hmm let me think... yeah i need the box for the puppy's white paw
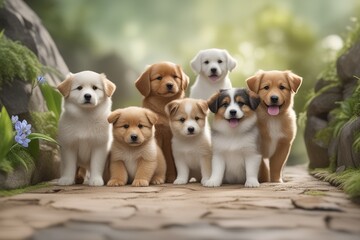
[173,178,188,185]
[203,179,222,187]
[245,178,260,188]
[200,178,209,185]
[58,177,75,186]
[89,176,104,186]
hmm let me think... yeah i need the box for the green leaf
[8,150,29,171]
[0,107,15,162]
[28,138,40,160]
[39,83,62,120]
[28,133,59,145]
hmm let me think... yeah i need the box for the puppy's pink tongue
[229,119,239,128]
[268,106,280,116]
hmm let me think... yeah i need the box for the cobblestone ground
[0,165,359,240]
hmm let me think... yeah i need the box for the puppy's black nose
[188,127,195,133]
[166,83,173,90]
[84,94,91,101]
[130,134,138,141]
[211,68,217,73]
[271,95,279,103]
[230,110,237,117]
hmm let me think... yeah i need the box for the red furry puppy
[107,107,166,187]
[135,62,189,182]
[246,70,302,183]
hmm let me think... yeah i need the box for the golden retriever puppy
[246,70,302,183]
[165,98,212,185]
[135,61,189,182]
[57,71,116,186]
[107,107,166,187]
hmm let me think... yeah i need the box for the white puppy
[57,71,116,186]
[189,48,237,100]
[204,88,262,188]
[165,98,212,185]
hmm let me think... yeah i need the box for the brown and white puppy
[204,88,262,188]
[135,61,189,182]
[107,107,166,187]
[246,70,302,183]
[165,98,212,185]
[57,71,116,186]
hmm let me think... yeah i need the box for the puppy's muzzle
[166,83,173,91]
[270,95,279,104]
[229,110,237,117]
[211,68,217,74]
[130,134,138,142]
[187,126,195,134]
[84,94,92,103]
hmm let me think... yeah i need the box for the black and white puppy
[203,88,262,188]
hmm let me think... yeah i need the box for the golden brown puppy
[107,107,166,187]
[135,61,189,182]
[246,70,302,183]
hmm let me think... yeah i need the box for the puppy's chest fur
[113,140,157,181]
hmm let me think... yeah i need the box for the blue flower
[37,76,46,85]
[13,119,32,147]
[11,115,18,124]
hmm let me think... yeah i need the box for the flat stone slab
[0,165,359,240]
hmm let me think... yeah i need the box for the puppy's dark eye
[179,118,185,123]
[156,76,162,80]
[77,86,83,90]
[204,60,209,64]
[237,102,244,106]
[218,60,223,63]
[195,116,200,121]
[138,124,143,129]
[123,124,129,129]
[279,85,286,90]
[92,86,98,90]
[222,103,229,108]
[173,75,178,79]
[264,86,270,90]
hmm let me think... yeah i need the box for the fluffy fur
[165,98,212,185]
[203,88,262,188]
[135,61,189,182]
[189,48,237,100]
[246,70,302,183]
[57,71,116,186]
[107,107,166,187]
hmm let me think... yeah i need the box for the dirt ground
[0,165,359,240]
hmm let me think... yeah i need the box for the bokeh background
[25,0,360,165]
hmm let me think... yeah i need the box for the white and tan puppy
[189,48,237,100]
[204,88,262,188]
[57,71,116,186]
[107,107,166,187]
[165,98,211,185]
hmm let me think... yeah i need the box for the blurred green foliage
[26,0,360,165]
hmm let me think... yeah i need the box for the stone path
[0,165,359,240]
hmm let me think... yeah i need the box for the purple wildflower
[13,118,32,147]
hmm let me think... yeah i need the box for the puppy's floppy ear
[246,70,264,93]
[57,73,73,98]
[285,70,302,93]
[165,100,180,117]
[144,108,158,125]
[224,49,237,72]
[135,66,151,97]
[196,99,209,115]
[176,65,189,91]
[101,74,116,97]
[108,109,122,124]
[247,89,261,110]
[207,91,221,113]
[190,50,202,74]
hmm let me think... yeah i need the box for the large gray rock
[337,41,360,84]
[0,0,69,115]
[337,118,360,168]
[0,0,66,188]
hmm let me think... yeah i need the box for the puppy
[203,88,262,188]
[57,71,116,186]
[246,70,302,183]
[165,98,212,185]
[107,107,166,187]
[189,48,237,100]
[135,61,189,182]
